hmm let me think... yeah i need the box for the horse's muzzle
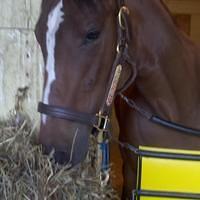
[40,124,91,167]
[42,145,71,165]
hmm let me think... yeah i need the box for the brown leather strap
[98,0,131,116]
[120,94,200,137]
[117,0,125,8]
[38,102,97,126]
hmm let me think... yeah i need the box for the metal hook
[117,43,121,54]
[116,43,128,54]
[100,170,110,187]
[118,6,130,30]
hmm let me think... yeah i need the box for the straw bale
[0,119,120,200]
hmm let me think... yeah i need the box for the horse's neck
[127,0,200,121]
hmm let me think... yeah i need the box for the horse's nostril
[54,151,69,165]
[42,145,70,165]
[40,126,90,167]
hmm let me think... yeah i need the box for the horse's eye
[85,30,100,44]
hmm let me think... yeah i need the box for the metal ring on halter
[118,6,130,30]
[117,43,121,54]
[117,43,128,54]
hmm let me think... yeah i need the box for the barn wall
[0,0,43,122]
[165,0,200,44]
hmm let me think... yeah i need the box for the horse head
[35,0,135,166]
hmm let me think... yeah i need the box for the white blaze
[42,0,64,123]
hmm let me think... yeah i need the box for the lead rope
[119,93,152,120]
[107,131,139,154]
[119,93,200,137]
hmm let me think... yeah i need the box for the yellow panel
[140,197,189,200]
[140,146,200,155]
[139,147,200,193]
[141,157,200,192]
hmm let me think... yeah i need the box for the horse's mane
[74,0,112,14]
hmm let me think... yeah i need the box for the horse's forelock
[74,0,99,8]
[73,0,114,12]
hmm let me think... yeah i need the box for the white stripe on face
[42,0,64,124]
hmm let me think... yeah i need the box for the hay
[0,119,120,200]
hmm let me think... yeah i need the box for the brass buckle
[94,112,109,132]
[118,6,130,30]
[100,170,110,188]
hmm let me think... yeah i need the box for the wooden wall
[165,0,200,44]
[0,0,43,122]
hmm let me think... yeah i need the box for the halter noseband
[38,1,130,133]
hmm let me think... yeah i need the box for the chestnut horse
[35,0,200,199]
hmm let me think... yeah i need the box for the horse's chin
[40,124,92,167]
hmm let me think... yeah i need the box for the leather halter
[38,0,130,132]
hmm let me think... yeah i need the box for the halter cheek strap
[97,4,132,117]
